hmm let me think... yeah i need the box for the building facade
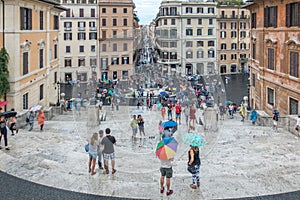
[246,0,300,115]
[217,5,250,74]
[155,0,217,76]
[59,0,98,84]
[98,0,136,81]
[0,0,65,111]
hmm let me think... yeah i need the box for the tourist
[239,103,247,122]
[249,109,258,125]
[167,104,172,120]
[88,132,99,175]
[161,106,166,120]
[218,103,225,121]
[175,102,182,125]
[296,115,300,137]
[8,109,18,135]
[28,111,35,131]
[272,107,279,132]
[101,128,117,174]
[187,146,201,189]
[130,115,138,140]
[183,105,190,125]
[159,157,174,196]
[137,115,145,137]
[0,113,9,150]
[97,130,104,169]
[37,109,45,131]
[229,104,234,119]
[189,105,196,130]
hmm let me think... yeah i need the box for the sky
[134,0,162,25]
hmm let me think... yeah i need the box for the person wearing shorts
[159,158,174,196]
[101,128,117,174]
[130,115,138,140]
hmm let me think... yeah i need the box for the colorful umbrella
[225,100,233,105]
[162,120,177,128]
[181,133,205,147]
[156,137,178,160]
[0,101,8,107]
[30,105,42,112]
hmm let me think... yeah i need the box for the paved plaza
[1,106,300,199]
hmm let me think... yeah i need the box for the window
[264,6,277,27]
[79,8,84,17]
[240,22,246,29]
[220,54,226,60]
[290,52,299,77]
[91,8,95,17]
[230,64,237,72]
[170,29,177,38]
[123,43,128,51]
[113,8,117,13]
[240,43,246,50]
[78,58,85,67]
[39,84,44,101]
[54,71,57,83]
[197,7,203,13]
[231,43,237,50]
[112,30,117,38]
[113,43,117,51]
[78,21,86,30]
[208,41,214,47]
[102,30,106,39]
[170,7,177,15]
[102,18,106,26]
[89,32,97,40]
[123,8,127,13]
[23,52,29,75]
[64,22,72,30]
[102,8,106,13]
[208,29,213,36]
[123,18,128,26]
[231,31,236,38]
[186,7,192,14]
[208,50,215,58]
[240,31,246,38]
[187,19,191,25]
[66,9,70,17]
[252,43,256,60]
[186,51,193,59]
[164,19,167,25]
[111,57,119,65]
[101,58,108,69]
[102,44,106,52]
[39,11,43,30]
[186,41,193,47]
[268,48,275,70]
[171,19,176,25]
[198,19,202,25]
[251,13,257,28]
[197,41,203,47]
[122,56,129,64]
[290,98,298,115]
[170,42,177,48]
[208,7,214,14]
[78,32,86,40]
[79,45,84,53]
[267,87,274,106]
[89,21,96,30]
[209,18,213,25]
[39,49,44,68]
[54,44,57,59]
[113,18,117,26]
[64,33,72,40]
[220,31,226,38]
[90,58,97,67]
[186,29,193,36]
[197,50,204,58]
[91,45,96,52]
[286,2,300,27]
[64,58,71,67]
[23,93,28,110]
[231,54,237,60]
[221,43,226,50]
[20,7,32,30]
[66,46,71,53]
[197,28,202,36]
[252,73,256,87]
[231,22,236,29]
[122,70,129,80]
[220,22,226,29]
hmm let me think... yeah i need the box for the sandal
[160,187,164,194]
[5,147,10,150]
[190,184,197,189]
[166,190,173,196]
[91,171,96,175]
[112,168,117,174]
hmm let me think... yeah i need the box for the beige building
[217,5,251,74]
[59,0,98,83]
[98,0,136,81]
[0,0,66,111]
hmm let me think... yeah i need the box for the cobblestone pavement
[0,106,300,200]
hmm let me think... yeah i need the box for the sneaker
[166,190,173,196]
[160,187,164,194]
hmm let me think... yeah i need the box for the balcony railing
[78,27,85,31]
[89,27,97,31]
[64,27,71,31]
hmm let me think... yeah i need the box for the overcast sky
[134,0,161,25]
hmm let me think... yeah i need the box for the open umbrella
[225,100,233,105]
[0,101,8,107]
[181,133,205,147]
[160,91,167,95]
[3,111,17,118]
[131,109,143,115]
[30,105,42,112]
[161,120,177,128]
[156,137,178,160]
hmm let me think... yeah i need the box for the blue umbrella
[162,120,178,128]
[160,91,167,95]
[132,109,143,115]
[181,133,205,147]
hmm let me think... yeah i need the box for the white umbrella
[30,105,42,112]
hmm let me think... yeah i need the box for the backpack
[26,117,29,123]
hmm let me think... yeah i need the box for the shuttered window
[20,7,32,30]
[268,48,275,70]
[264,6,277,28]
[40,11,44,30]
[290,52,299,77]
[286,2,300,27]
[23,52,29,75]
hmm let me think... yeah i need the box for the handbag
[84,143,89,152]
[187,164,197,174]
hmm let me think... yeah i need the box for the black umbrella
[3,111,17,118]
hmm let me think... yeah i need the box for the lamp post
[56,81,60,106]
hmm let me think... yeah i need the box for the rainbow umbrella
[156,137,178,160]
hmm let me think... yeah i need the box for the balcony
[64,27,71,31]
[231,15,238,19]
[158,59,180,64]
[217,15,227,19]
[89,27,97,31]
[239,58,248,63]
[78,27,85,31]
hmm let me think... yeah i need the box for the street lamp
[56,81,60,106]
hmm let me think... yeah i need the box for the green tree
[0,48,10,99]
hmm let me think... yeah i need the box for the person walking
[249,109,258,125]
[159,157,174,196]
[0,113,10,150]
[218,103,225,121]
[88,132,99,175]
[97,130,104,169]
[239,103,247,122]
[101,128,117,174]
[175,102,182,125]
[28,111,35,131]
[137,115,145,137]
[229,104,234,119]
[161,106,166,120]
[8,110,18,135]
[272,108,279,132]
[130,115,138,140]
[167,104,172,120]
[296,116,300,137]
[37,109,45,131]
[188,146,201,189]
[183,105,190,125]
[189,105,196,130]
